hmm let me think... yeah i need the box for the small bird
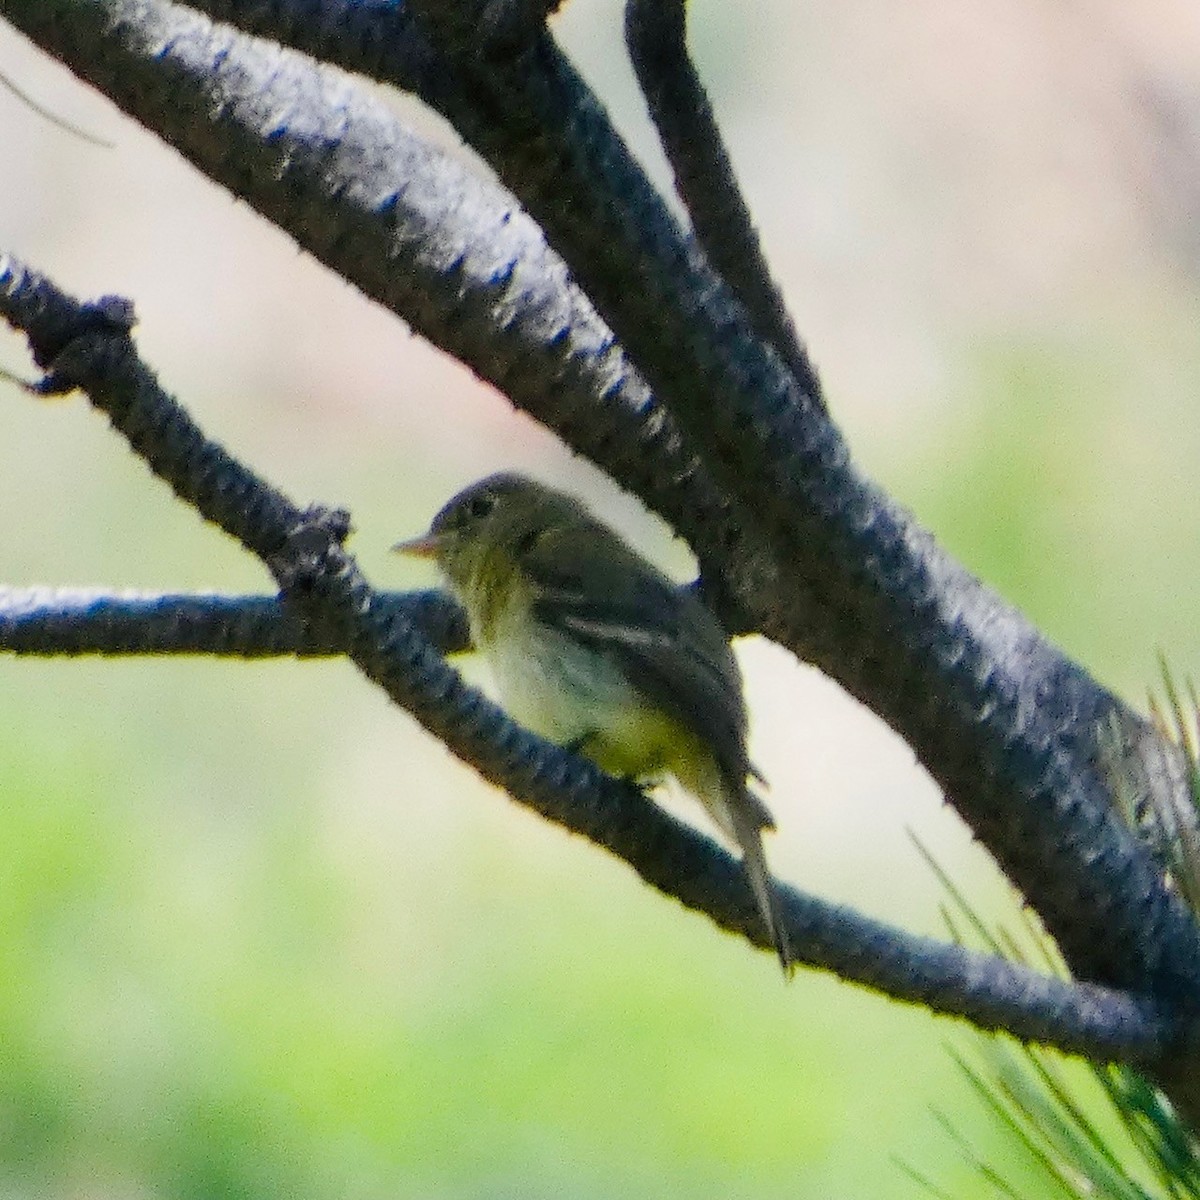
[393,473,791,972]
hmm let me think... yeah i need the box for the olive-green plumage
[394,473,791,971]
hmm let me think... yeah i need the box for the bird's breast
[478,604,680,780]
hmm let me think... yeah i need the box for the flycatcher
[393,472,791,971]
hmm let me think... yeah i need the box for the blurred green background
[2,0,1200,1195]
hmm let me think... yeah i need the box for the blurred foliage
[904,327,1200,698]
[0,697,990,1198]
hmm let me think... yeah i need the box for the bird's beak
[390,531,441,559]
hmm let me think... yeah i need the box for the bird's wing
[521,525,766,819]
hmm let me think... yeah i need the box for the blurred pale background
[2,0,1199,1195]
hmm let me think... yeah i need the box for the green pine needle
[911,662,1200,1198]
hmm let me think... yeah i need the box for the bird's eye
[467,492,496,520]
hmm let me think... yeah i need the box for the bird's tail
[730,800,793,976]
[679,755,792,975]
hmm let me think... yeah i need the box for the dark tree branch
[476,0,567,55]
[0,252,1171,1066]
[624,0,823,410]
[0,586,470,657]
